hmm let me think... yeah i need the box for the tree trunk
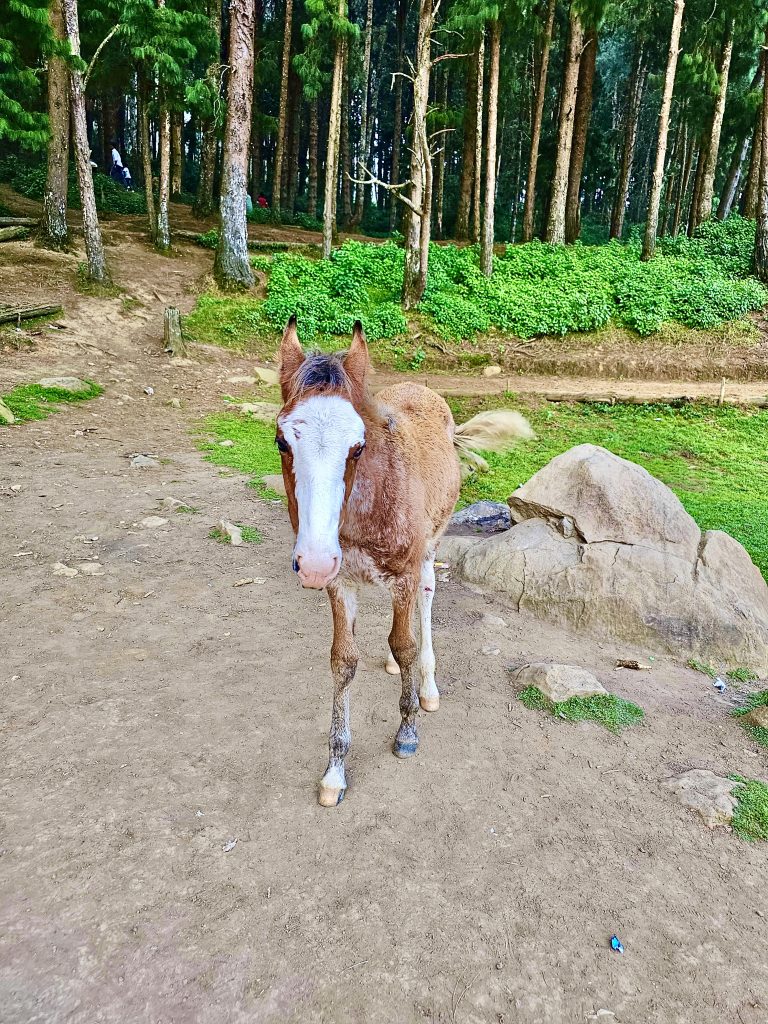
[753,30,768,281]
[323,1,345,258]
[671,125,693,236]
[692,20,734,227]
[286,78,301,213]
[480,20,501,276]
[402,0,433,308]
[171,112,183,194]
[40,0,70,251]
[62,0,109,282]
[687,135,706,236]
[471,32,485,243]
[389,0,407,232]
[308,97,319,219]
[642,0,685,261]
[194,2,222,218]
[744,113,763,219]
[340,51,353,229]
[544,7,583,244]
[272,0,293,212]
[455,50,478,241]
[565,26,598,243]
[214,0,256,288]
[352,0,373,225]
[609,42,646,240]
[719,64,763,220]
[139,75,157,238]
[522,0,556,242]
[434,67,448,239]
[156,105,172,249]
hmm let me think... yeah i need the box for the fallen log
[0,303,62,325]
[0,227,29,242]
[163,306,187,357]
[0,217,38,227]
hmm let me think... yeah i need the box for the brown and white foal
[277,317,487,806]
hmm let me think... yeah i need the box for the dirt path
[1,229,767,1023]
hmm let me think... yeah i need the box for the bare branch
[347,165,424,217]
[431,51,469,66]
[84,24,121,87]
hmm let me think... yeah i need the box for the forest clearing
[3,0,768,1020]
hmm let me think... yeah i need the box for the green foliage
[209,523,263,544]
[687,658,718,678]
[10,161,148,215]
[199,415,283,498]
[184,293,268,348]
[1,381,103,424]
[518,685,645,733]
[727,667,759,683]
[453,399,768,581]
[731,690,768,750]
[728,775,768,842]
[0,0,51,150]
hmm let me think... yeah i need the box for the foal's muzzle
[293,551,341,590]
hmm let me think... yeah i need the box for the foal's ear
[344,320,369,391]
[279,315,304,398]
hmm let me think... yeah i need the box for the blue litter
[713,677,727,693]
[610,935,624,954]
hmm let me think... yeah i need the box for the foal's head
[276,317,370,590]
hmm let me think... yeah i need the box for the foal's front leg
[318,582,358,807]
[389,577,420,758]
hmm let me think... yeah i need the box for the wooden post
[163,307,187,357]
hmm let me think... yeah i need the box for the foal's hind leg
[318,582,358,807]
[417,555,439,712]
[389,578,420,758]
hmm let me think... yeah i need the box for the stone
[443,445,768,674]
[157,496,186,512]
[449,500,511,535]
[0,399,15,424]
[254,366,279,386]
[130,454,159,469]
[219,520,243,546]
[169,397,182,409]
[219,439,235,448]
[233,401,281,422]
[37,376,90,394]
[482,364,502,377]
[227,375,257,386]
[140,516,169,529]
[742,705,768,729]
[510,663,607,703]
[482,645,501,656]
[77,562,105,576]
[481,613,508,628]
[261,474,287,497]
[52,561,78,578]
[663,769,743,829]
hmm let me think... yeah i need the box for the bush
[10,161,148,216]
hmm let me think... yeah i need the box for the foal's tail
[453,409,535,477]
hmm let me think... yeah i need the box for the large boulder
[440,445,768,673]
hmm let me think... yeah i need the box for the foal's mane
[285,351,359,406]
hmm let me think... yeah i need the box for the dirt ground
[2,222,768,1024]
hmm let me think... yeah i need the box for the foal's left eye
[276,436,289,453]
[352,442,365,460]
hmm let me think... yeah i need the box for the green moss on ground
[687,659,718,678]
[518,685,644,733]
[1,381,103,424]
[731,690,768,750]
[209,524,263,544]
[199,413,283,498]
[729,775,768,841]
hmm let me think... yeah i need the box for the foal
[276,317,526,806]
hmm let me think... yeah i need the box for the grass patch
[518,685,644,733]
[729,775,768,841]
[726,667,759,683]
[199,413,283,497]
[731,690,768,749]
[174,504,199,514]
[209,524,263,544]
[1,381,103,424]
[76,264,122,298]
[688,658,718,678]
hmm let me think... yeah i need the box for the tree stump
[0,227,30,242]
[163,307,187,357]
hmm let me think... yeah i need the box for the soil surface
[2,220,768,1024]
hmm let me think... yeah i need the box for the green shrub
[728,775,768,841]
[731,690,768,749]
[518,685,644,733]
[10,161,148,216]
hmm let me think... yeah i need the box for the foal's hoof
[318,783,346,807]
[419,693,440,713]
[385,655,401,676]
[393,726,419,759]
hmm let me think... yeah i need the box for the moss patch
[729,775,768,841]
[1,381,103,425]
[199,413,283,498]
[209,524,263,544]
[731,690,768,750]
[518,685,644,733]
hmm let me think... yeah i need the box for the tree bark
[40,0,70,251]
[139,75,157,238]
[171,112,183,194]
[671,125,693,236]
[753,30,768,282]
[522,0,556,242]
[194,2,222,218]
[402,0,433,308]
[286,76,301,213]
[565,26,598,243]
[719,64,763,220]
[214,0,256,288]
[692,20,734,227]
[62,0,109,282]
[322,0,345,258]
[307,97,319,219]
[471,32,485,243]
[455,50,478,241]
[340,51,353,229]
[272,0,294,212]
[544,7,583,244]
[687,135,706,236]
[609,42,646,240]
[352,0,373,225]
[743,113,763,219]
[480,20,501,275]
[642,0,685,261]
[389,0,407,231]
[156,106,172,249]
[434,66,448,239]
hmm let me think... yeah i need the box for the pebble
[38,376,89,393]
[130,454,159,469]
[77,562,105,576]
[481,613,508,628]
[482,365,502,377]
[219,520,243,546]
[169,397,182,409]
[140,516,169,529]
[219,440,235,448]
[254,367,279,386]
[52,561,78,578]
[482,645,501,656]
[0,399,15,424]
[227,375,257,386]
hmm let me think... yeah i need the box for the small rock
[219,439,235,448]
[0,399,15,424]
[130,454,159,469]
[170,357,195,367]
[169,397,182,409]
[743,704,768,729]
[77,562,105,576]
[38,376,90,394]
[143,386,154,396]
[254,367,279,386]
[481,613,508,628]
[219,520,243,546]
[482,364,502,377]
[140,515,169,529]
[261,474,287,496]
[510,663,608,703]
[227,375,257,385]
[52,561,78,578]
[482,645,501,656]
[157,496,186,512]
[449,500,511,535]
[233,577,266,587]
[663,769,743,829]
[233,401,280,422]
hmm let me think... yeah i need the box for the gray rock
[481,645,501,656]
[219,439,235,448]
[511,663,607,703]
[0,399,15,424]
[227,375,257,385]
[38,376,90,394]
[449,500,511,535]
[130,454,159,469]
[482,364,502,377]
[261,474,287,497]
[219,520,243,546]
[663,769,743,829]
[480,613,508,628]
[742,705,768,729]
[254,366,279,386]
[444,446,768,673]
[140,515,169,529]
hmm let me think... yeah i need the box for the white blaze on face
[279,395,365,588]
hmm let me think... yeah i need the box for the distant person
[121,165,133,190]
[257,193,269,208]
[110,144,125,185]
